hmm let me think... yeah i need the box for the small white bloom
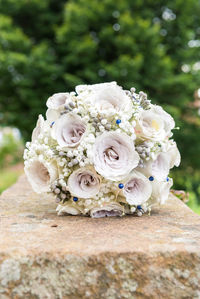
[79,161,85,167]
[101,119,107,125]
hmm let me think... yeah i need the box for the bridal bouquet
[24,82,180,218]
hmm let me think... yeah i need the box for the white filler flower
[68,167,101,199]
[52,113,86,148]
[93,131,139,181]
[123,171,152,205]
[24,158,58,193]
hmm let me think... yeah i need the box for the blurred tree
[0,0,200,190]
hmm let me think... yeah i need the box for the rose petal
[46,92,69,110]
[150,178,173,204]
[56,204,82,216]
[31,115,45,142]
[90,202,123,218]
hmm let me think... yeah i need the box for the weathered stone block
[0,175,200,298]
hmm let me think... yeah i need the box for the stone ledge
[0,175,200,298]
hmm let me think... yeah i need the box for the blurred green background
[0,0,200,213]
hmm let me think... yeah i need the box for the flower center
[62,123,85,145]
[70,127,85,143]
[37,163,50,183]
[104,147,119,161]
[151,119,160,131]
[78,173,98,190]
[125,179,141,193]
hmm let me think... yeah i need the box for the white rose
[141,143,181,181]
[31,115,45,142]
[77,82,133,117]
[56,203,82,216]
[24,158,58,194]
[76,81,117,94]
[93,131,139,181]
[68,167,101,199]
[46,92,69,110]
[151,178,173,204]
[123,171,152,205]
[51,113,86,148]
[136,105,175,141]
[167,142,181,168]
[90,202,123,218]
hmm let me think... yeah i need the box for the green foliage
[172,168,200,214]
[0,167,22,194]
[0,0,200,210]
[0,128,23,167]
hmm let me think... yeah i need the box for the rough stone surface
[0,175,200,299]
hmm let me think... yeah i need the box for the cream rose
[76,81,117,94]
[136,105,175,141]
[51,113,86,148]
[123,171,152,205]
[56,203,82,216]
[151,178,173,204]
[93,131,139,181]
[90,202,123,218]
[76,82,133,117]
[24,158,58,194]
[68,167,101,199]
[46,92,69,110]
[141,143,180,181]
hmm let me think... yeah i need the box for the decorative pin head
[118,183,124,189]
[149,176,154,181]
[116,119,121,124]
